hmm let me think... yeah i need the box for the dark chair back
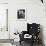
[27,23,40,36]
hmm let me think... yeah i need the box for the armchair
[19,23,41,45]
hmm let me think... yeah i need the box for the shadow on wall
[40,25,45,46]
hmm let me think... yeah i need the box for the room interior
[0,0,46,46]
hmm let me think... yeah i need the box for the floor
[0,42,43,46]
[19,41,43,46]
[0,43,13,46]
[13,41,43,46]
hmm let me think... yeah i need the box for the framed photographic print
[17,8,27,20]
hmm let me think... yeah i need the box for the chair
[19,23,40,45]
[27,23,40,43]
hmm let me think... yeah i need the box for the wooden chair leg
[20,41,21,45]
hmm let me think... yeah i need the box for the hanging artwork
[17,8,27,20]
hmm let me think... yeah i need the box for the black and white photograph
[17,9,26,20]
[17,9,25,19]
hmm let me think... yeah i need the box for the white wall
[9,0,46,46]
[9,0,43,31]
[0,0,8,3]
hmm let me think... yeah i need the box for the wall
[9,0,41,32]
[0,0,8,3]
[9,0,46,46]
